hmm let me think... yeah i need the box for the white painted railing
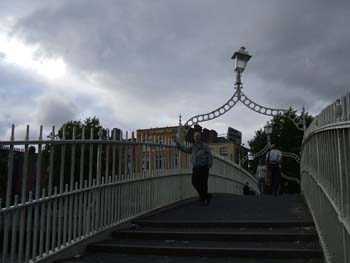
[0,125,257,263]
[301,92,350,263]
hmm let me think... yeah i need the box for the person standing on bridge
[265,144,282,195]
[176,130,213,206]
[256,159,267,195]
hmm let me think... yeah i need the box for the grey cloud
[0,1,46,18]
[14,1,349,103]
[12,1,248,96]
[0,62,45,137]
[36,95,78,127]
[0,62,44,102]
[249,1,350,98]
[1,0,348,140]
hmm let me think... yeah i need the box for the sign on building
[227,127,242,145]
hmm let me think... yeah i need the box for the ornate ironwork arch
[184,88,305,131]
[183,48,306,131]
[177,47,306,168]
[241,146,301,166]
[241,146,301,185]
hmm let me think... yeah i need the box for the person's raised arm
[175,125,192,153]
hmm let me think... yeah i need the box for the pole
[235,69,242,99]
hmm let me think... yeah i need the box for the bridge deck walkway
[140,194,313,223]
[58,194,324,263]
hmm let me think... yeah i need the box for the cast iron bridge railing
[0,92,349,263]
[301,92,350,263]
[0,127,257,263]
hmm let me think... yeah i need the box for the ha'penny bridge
[0,48,349,263]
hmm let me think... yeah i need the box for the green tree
[54,117,107,140]
[42,117,110,192]
[248,109,314,193]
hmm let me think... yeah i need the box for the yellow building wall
[137,126,178,143]
[135,126,190,172]
[208,142,238,163]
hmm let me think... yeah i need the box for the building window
[220,147,228,156]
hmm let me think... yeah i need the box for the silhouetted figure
[266,144,282,195]
[176,131,213,206]
[256,159,267,195]
[243,182,256,195]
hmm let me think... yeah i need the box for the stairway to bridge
[57,194,324,263]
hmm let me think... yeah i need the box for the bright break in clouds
[0,0,349,142]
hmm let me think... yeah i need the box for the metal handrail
[301,92,350,263]
[0,125,257,263]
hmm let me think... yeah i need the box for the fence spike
[63,125,66,140]
[39,125,43,140]
[11,124,15,141]
[79,126,84,140]
[51,125,56,140]
[73,126,76,140]
[106,129,110,140]
[90,127,94,140]
[25,124,29,140]
[112,129,116,140]
[99,129,103,140]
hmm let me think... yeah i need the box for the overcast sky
[0,0,349,144]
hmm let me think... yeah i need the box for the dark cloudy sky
[0,0,349,143]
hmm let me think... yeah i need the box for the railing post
[18,125,30,262]
[0,123,259,262]
[2,125,15,263]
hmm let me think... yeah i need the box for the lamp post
[231,47,251,97]
[182,46,306,133]
[247,151,254,170]
[264,122,273,148]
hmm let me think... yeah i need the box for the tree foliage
[52,117,107,140]
[248,109,314,193]
[42,117,110,191]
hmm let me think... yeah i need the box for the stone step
[57,252,323,263]
[113,229,318,241]
[123,225,317,234]
[132,220,315,228]
[55,195,324,262]
[88,238,323,259]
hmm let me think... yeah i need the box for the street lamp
[247,151,254,170]
[182,46,305,132]
[231,46,252,73]
[264,122,273,147]
[231,47,251,96]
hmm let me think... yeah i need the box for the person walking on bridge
[176,130,213,206]
[265,144,282,195]
[256,159,267,195]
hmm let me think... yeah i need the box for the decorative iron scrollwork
[241,146,301,165]
[184,91,240,127]
[184,89,305,131]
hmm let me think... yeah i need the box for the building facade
[136,125,246,166]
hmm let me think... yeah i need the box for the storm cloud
[0,0,349,142]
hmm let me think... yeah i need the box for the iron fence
[301,92,350,263]
[0,125,257,263]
